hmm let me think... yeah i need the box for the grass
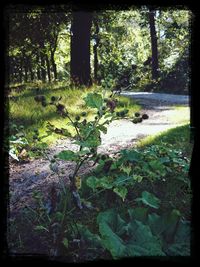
[137,123,193,156]
[9,82,141,146]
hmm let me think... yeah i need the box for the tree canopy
[7,6,190,93]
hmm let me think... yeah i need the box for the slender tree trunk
[149,10,159,80]
[70,11,93,86]
[50,51,57,80]
[36,53,41,80]
[28,57,34,81]
[40,51,46,82]
[19,58,23,83]
[93,19,99,84]
[24,57,28,83]
[45,54,51,82]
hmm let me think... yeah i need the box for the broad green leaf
[148,209,181,238]
[97,209,127,236]
[86,176,100,190]
[135,191,161,209]
[99,176,113,189]
[120,150,141,162]
[126,220,165,256]
[57,150,78,161]
[83,93,103,109]
[113,186,128,201]
[97,210,127,258]
[98,221,126,259]
[164,220,190,256]
[128,207,148,223]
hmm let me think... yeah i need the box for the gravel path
[121,91,189,104]
[9,92,190,213]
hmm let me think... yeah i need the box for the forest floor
[9,93,190,215]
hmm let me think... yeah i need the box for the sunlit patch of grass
[169,106,190,124]
[9,83,141,146]
[115,95,141,115]
[137,123,193,156]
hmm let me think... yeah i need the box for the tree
[148,9,159,80]
[70,11,93,86]
[93,15,100,83]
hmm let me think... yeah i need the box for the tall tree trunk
[149,10,159,80]
[36,53,41,80]
[40,51,46,82]
[24,57,28,83]
[70,11,93,86]
[93,19,100,84]
[19,58,23,83]
[45,54,51,82]
[50,51,57,80]
[28,57,34,81]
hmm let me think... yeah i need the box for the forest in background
[7,6,190,94]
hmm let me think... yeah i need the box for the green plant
[9,123,48,161]
[96,207,190,258]
[35,90,147,209]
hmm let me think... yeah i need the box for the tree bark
[70,11,93,86]
[45,54,51,82]
[28,57,34,81]
[36,53,41,80]
[24,57,28,83]
[19,57,23,83]
[93,19,100,84]
[149,10,159,80]
[50,50,57,80]
[40,51,46,82]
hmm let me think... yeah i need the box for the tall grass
[9,82,141,145]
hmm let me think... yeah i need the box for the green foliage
[83,93,103,109]
[135,191,161,209]
[95,207,190,258]
[9,123,47,161]
[57,150,79,161]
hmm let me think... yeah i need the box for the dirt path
[9,94,190,213]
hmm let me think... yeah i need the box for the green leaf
[35,225,49,232]
[97,209,127,237]
[126,220,165,256]
[135,191,161,209]
[97,124,107,134]
[128,207,148,223]
[120,150,141,162]
[77,224,102,248]
[57,150,78,161]
[97,209,127,259]
[78,128,101,148]
[99,176,113,189]
[164,220,190,256]
[62,238,69,248]
[113,186,128,201]
[132,175,143,183]
[120,164,132,176]
[84,93,103,109]
[86,176,100,190]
